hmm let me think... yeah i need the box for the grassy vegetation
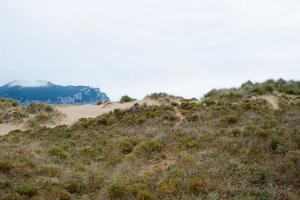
[0,100,63,127]
[120,95,136,103]
[0,79,299,199]
[96,100,110,105]
[203,79,300,106]
[0,98,28,123]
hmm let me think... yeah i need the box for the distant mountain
[0,80,109,104]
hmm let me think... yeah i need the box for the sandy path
[252,94,279,110]
[174,107,184,128]
[0,98,159,136]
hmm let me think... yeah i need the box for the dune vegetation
[0,79,299,200]
[0,100,63,128]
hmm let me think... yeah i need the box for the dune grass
[0,100,63,128]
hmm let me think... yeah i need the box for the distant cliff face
[0,81,109,104]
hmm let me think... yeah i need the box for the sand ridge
[0,98,159,136]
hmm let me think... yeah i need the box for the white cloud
[0,0,299,100]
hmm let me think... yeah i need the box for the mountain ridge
[0,80,109,104]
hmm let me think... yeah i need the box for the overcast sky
[0,0,300,100]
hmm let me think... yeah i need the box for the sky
[0,0,300,100]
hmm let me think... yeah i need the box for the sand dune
[0,98,158,136]
[0,123,24,136]
[54,98,158,126]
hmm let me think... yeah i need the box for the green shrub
[113,108,126,119]
[64,179,87,194]
[120,95,135,103]
[262,118,278,129]
[171,101,178,107]
[136,188,154,200]
[0,160,13,173]
[165,166,184,179]
[229,189,271,200]
[157,177,182,197]
[48,146,67,159]
[87,172,105,192]
[128,183,154,200]
[188,176,217,195]
[135,139,164,157]
[96,115,116,126]
[108,180,127,199]
[119,140,134,154]
[161,111,178,121]
[0,179,10,189]
[221,115,238,126]
[49,188,72,200]
[270,139,279,151]
[14,184,38,197]
[251,171,267,185]
[157,167,184,197]
[291,130,300,147]
[96,100,109,105]
[230,128,242,137]
[180,101,198,111]
[184,137,200,150]
[185,112,200,122]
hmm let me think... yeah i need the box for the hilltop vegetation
[203,79,300,104]
[0,79,299,200]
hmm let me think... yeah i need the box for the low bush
[136,188,154,200]
[26,110,62,127]
[183,136,201,150]
[291,130,300,147]
[119,139,135,154]
[157,177,182,197]
[96,100,109,105]
[48,146,67,159]
[270,139,280,151]
[188,176,217,195]
[220,115,239,126]
[108,180,127,199]
[14,184,38,197]
[26,102,54,114]
[128,183,154,200]
[87,172,105,192]
[251,171,267,186]
[185,112,200,122]
[135,139,164,157]
[0,160,13,173]
[120,95,135,103]
[64,179,87,194]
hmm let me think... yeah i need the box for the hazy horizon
[1,0,300,100]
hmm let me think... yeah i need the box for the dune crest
[0,98,158,135]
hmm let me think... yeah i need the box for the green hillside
[0,80,299,200]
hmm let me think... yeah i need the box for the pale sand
[0,123,24,136]
[0,98,159,136]
[252,94,279,110]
